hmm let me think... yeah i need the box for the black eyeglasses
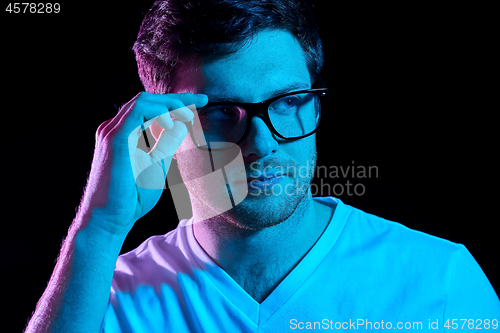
[186,80,328,150]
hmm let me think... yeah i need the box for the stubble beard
[177,144,317,231]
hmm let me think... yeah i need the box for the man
[26,0,499,332]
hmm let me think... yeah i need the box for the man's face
[173,29,317,230]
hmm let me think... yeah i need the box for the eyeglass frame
[184,80,329,151]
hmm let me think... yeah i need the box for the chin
[219,188,310,230]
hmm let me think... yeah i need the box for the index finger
[115,92,208,140]
[138,92,209,109]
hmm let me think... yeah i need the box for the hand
[80,92,208,235]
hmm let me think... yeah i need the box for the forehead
[200,29,311,102]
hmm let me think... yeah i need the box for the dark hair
[133,0,324,94]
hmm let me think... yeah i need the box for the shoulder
[329,200,500,316]
[332,202,474,296]
[339,202,463,267]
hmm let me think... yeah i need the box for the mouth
[246,172,288,189]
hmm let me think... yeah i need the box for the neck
[192,194,333,302]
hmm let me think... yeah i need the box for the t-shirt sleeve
[443,244,500,328]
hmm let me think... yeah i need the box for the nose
[239,115,279,161]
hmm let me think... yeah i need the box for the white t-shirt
[101,197,500,332]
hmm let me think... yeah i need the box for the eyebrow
[207,82,310,104]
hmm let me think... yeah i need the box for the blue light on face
[173,29,320,227]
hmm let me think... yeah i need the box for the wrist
[73,220,127,271]
[83,214,129,246]
[77,205,134,238]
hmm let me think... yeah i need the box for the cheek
[175,144,213,181]
[174,129,197,160]
[289,136,317,174]
[290,135,316,159]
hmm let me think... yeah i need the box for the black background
[2,2,497,331]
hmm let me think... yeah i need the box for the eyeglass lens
[193,92,320,149]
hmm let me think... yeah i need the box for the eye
[200,106,239,120]
[284,98,297,108]
[270,95,302,112]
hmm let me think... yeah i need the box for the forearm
[25,213,126,333]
